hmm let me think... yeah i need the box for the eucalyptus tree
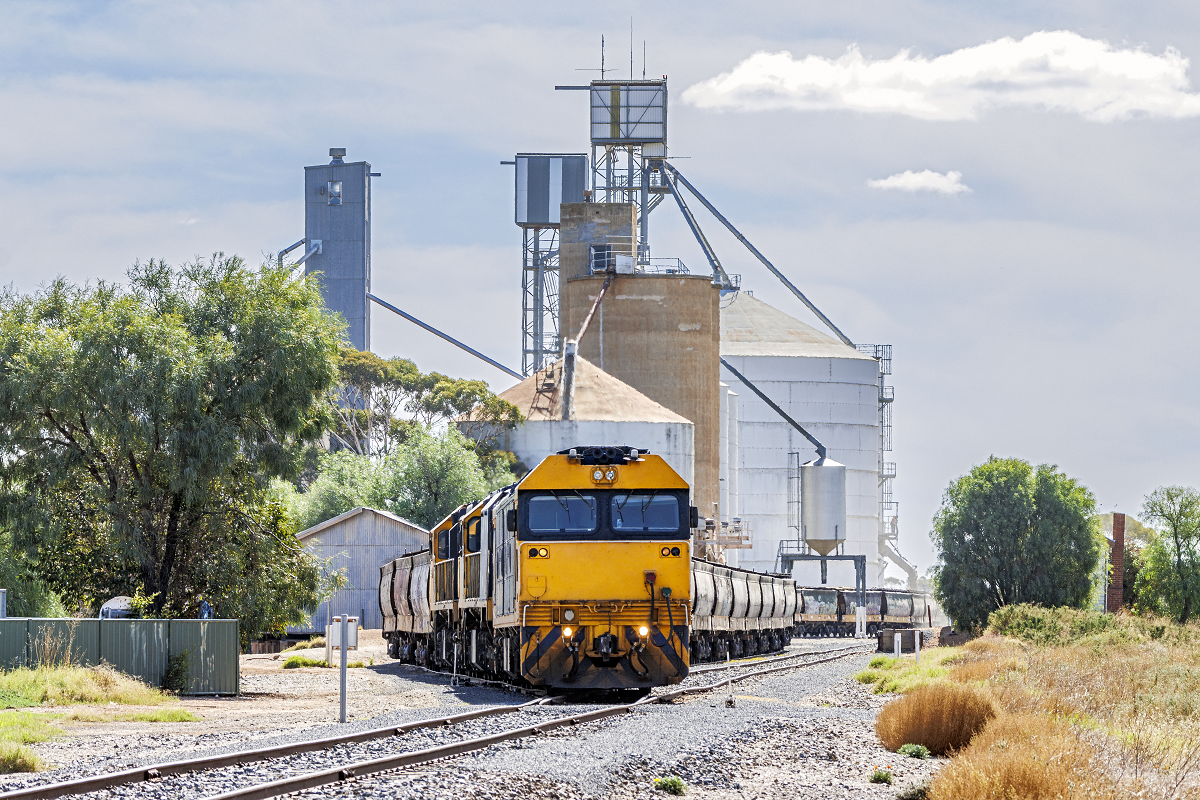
[931,457,1101,630]
[0,256,342,632]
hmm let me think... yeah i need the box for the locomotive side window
[466,518,481,553]
[610,494,680,532]
[436,529,449,560]
[527,495,597,533]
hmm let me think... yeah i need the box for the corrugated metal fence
[0,618,238,695]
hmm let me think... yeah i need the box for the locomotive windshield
[526,495,598,533]
[520,489,688,541]
[610,494,679,532]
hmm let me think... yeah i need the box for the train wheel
[387,638,399,659]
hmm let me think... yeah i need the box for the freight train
[795,587,931,638]
[378,446,796,692]
[378,445,927,693]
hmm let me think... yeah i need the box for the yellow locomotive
[380,445,694,692]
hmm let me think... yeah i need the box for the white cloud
[868,170,971,195]
[683,31,1200,122]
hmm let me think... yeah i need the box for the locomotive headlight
[605,469,616,481]
[538,547,548,558]
[562,626,573,639]
[593,469,604,481]
[638,626,649,637]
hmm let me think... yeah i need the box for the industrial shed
[292,507,429,632]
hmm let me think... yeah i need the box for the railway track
[0,640,874,800]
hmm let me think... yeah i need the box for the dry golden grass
[876,682,997,756]
[909,609,1200,798]
[0,664,171,708]
[0,742,40,773]
[928,713,1114,800]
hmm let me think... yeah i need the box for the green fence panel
[99,619,169,687]
[27,619,100,667]
[168,620,239,695]
[0,619,26,670]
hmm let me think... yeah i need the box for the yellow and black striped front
[513,450,692,690]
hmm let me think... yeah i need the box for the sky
[3,1,1199,574]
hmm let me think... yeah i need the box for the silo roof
[497,356,692,423]
[720,292,873,360]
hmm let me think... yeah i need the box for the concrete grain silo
[557,202,722,516]
[719,292,882,584]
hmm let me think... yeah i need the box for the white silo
[719,292,882,586]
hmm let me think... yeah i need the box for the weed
[0,742,40,773]
[653,776,687,795]
[0,711,60,744]
[282,656,329,669]
[119,708,199,723]
[876,683,996,755]
[347,661,365,669]
[898,743,930,759]
[281,637,324,653]
[870,768,893,784]
[855,649,960,694]
[895,779,929,799]
[0,665,170,707]
[162,652,190,694]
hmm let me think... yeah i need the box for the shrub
[0,742,40,773]
[162,652,190,694]
[283,655,329,669]
[898,743,930,759]
[927,713,1110,800]
[876,683,996,755]
[987,604,1121,645]
[870,768,893,784]
[653,776,687,795]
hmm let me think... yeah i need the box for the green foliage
[162,651,190,693]
[870,768,894,784]
[653,776,687,795]
[898,743,930,759]
[283,655,328,669]
[930,457,1101,630]
[286,426,490,531]
[1124,540,1144,608]
[327,348,523,458]
[0,529,61,617]
[1137,486,1200,624]
[985,603,1200,648]
[0,257,341,636]
[0,664,172,707]
[281,636,324,653]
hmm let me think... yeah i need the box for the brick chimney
[1107,513,1125,613]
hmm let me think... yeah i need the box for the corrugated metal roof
[298,506,426,542]
[495,356,690,423]
[720,293,873,360]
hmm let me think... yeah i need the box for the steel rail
[689,642,870,674]
[0,699,554,800]
[204,645,872,800]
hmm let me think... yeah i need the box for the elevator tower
[305,148,376,351]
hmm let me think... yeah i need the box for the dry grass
[0,711,60,774]
[909,608,1200,798]
[876,682,997,756]
[928,713,1114,800]
[0,664,172,708]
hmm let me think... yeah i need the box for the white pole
[339,614,348,723]
[893,631,901,659]
[914,629,921,663]
[856,607,865,639]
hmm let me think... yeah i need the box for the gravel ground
[0,639,933,800]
